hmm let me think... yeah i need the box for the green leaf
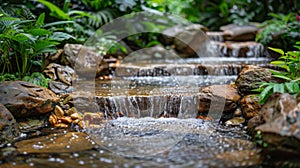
[37,0,70,20]
[50,32,75,41]
[43,21,74,28]
[285,82,295,93]
[259,84,274,104]
[272,74,292,81]
[269,69,287,76]
[268,47,284,55]
[270,60,286,66]
[273,83,285,93]
[35,13,45,27]
[28,28,51,36]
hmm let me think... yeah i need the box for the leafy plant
[254,44,300,104]
[37,0,115,42]
[0,6,74,78]
[256,13,300,51]
[22,72,51,88]
[253,130,268,148]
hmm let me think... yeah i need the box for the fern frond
[88,9,113,28]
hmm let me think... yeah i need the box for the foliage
[22,72,51,88]
[253,130,268,148]
[37,0,121,42]
[256,13,300,51]
[0,5,74,78]
[254,44,300,104]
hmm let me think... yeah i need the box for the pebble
[54,105,64,118]
[225,117,245,126]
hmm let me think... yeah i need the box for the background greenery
[0,0,299,98]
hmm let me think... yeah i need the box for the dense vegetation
[0,0,299,101]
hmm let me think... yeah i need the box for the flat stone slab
[15,132,95,154]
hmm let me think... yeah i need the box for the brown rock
[240,94,262,119]
[63,43,108,77]
[161,24,210,57]
[220,24,259,41]
[198,85,241,114]
[15,132,95,153]
[48,114,57,125]
[251,93,300,155]
[43,63,75,86]
[82,112,104,125]
[235,65,273,94]
[54,105,64,118]
[248,92,297,131]
[225,117,245,126]
[48,81,73,94]
[0,81,59,118]
[0,103,20,146]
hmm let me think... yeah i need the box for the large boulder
[63,44,109,77]
[0,103,20,146]
[198,85,241,117]
[248,93,300,156]
[0,81,59,118]
[235,65,274,94]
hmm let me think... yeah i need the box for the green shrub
[254,43,300,104]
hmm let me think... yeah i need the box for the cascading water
[71,11,270,166]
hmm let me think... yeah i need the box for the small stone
[233,108,242,117]
[49,114,57,125]
[78,121,86,128]
[70,112,82,120]
[66,107,78,116]
[72,119,81,124]
[54,123,68,128]
[225,117,245,126]
[54,105,64,118]
[197,115,213,121]
[60,116,72,124]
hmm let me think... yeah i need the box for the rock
[213,41,264,57]
[161,24,210,57]
[63,43,108,77]
[198,85,241,115]
[247,93,297,131]
[233,108,242,117]
[18,117,47,131]
[43,63,75,86]
[54,105,64,118]
[82,112,105,126]
[0,81,59,118]
[48,81,73,94]
[14,132,95,154]
[240,94,262,119]
[220,23,259,41]
[249,93,300,155]
[0,103,20,146]
[235,65,274,94]
[206,31,224,42]
[215,149,262,167]
[225,117,245,126]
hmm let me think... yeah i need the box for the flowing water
[1,33,275,167]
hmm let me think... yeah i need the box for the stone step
[212,41,265,58]
[110,61,272,77]
[71,84,240,120]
